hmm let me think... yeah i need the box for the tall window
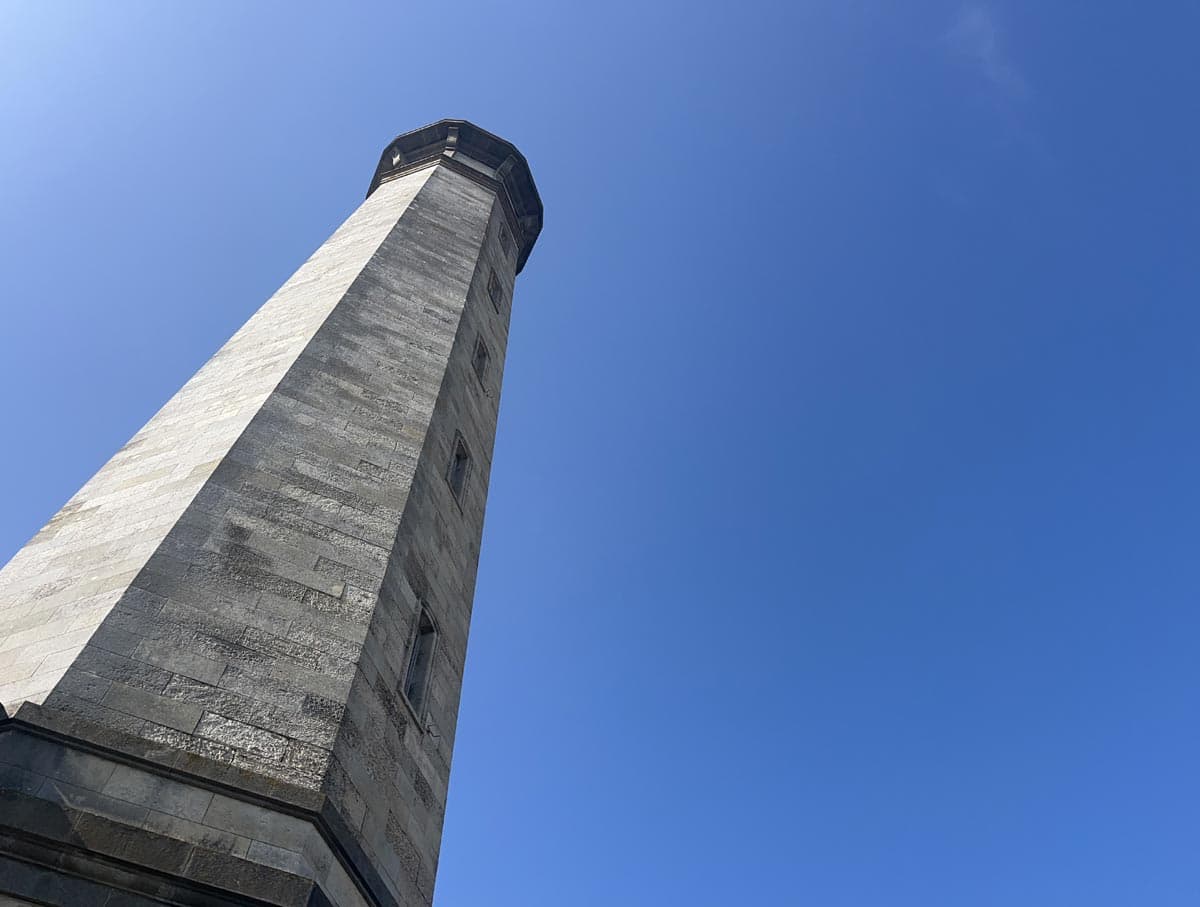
[487,270,504,312]
[472,336,491,388]
[446,434,472,503]
[499,224,514,259]
[403,607,438,717]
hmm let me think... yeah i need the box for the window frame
[486,269,504,313]
[400,605,439,725]
[445,432,473,505]
[471,335,491,391]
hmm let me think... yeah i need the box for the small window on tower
[487,270,504,313]
[472,336,491,388]
[499,224,514,258]
[402,607,438,719]
[446,434,472,503]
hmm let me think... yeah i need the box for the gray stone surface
[0,120,542,906]
[0,725,358,905]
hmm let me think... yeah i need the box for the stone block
[185,847,315,905]
[71,811,195,876]
[102,763,214,822]
[141,808,252,857]
[202,793,311,853]
[196,713,289,763]
[101,681,204,733]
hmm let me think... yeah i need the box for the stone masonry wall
[1,158,520,906]
[0,168,434,713]
[325,172,518,903]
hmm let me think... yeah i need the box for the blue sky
[2,2,1199,904]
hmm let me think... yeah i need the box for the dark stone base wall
[0,709,382,906]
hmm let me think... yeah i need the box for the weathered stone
[0,120,542,905]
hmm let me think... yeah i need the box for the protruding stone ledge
[0,710,394,907]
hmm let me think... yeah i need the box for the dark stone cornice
[366,119,543,274]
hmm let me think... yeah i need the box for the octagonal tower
[0,120,542,906]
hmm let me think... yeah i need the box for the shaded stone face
[0,120,541,906]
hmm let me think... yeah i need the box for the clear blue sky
[2,2,1199,904]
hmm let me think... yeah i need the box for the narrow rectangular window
[403,607,438,718]
[446,434,472,503]
[487,270,504,313]
[472,336,491,388]
[499,224,513,258]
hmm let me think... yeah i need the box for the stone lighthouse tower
[0,120,542,906]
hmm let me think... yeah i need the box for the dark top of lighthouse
[367,118,544,274]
